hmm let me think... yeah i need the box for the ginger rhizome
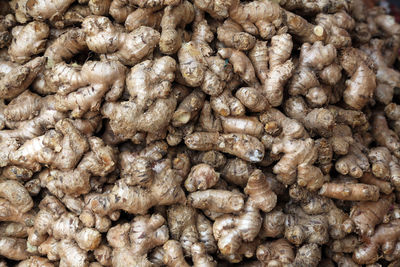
[1,0,400,266]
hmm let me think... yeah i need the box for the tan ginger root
[38,237,89,267]
[0,56,44,99]
[196,213,217,253]
[319,182,379,201]
[360,172,393,195]
[160,1,194,55]
[350,193,394,236]
[178,14,233,96]
[184,163,220,192]
[107,214,169,267]
[288,41,337,107]
[335,139,370,178]
[86,161,186,216]
[39,136,116,197]
[82,16,160,66]
[191,242,217,267]
[210,88,245,116]
[10,119,89,172]
[368,147,400,190]
[8,21,49,64]
[385,103,400,137]
[11,0,75,23]
[188,189,244,213]
[339,47,376,110]
[328,105,369,132]
[221,158,255,187]
[284,96,335,137]
[256,238,294,267]
[213,201,261,256]
[31,195,101,251]
[102,56,177,142]
[372,112,400,159]
[293,243,321,267]
[163,240,190,267]
[220,116,264,137]
[331,235,361,253]
[244,169,277,213]
[263,33,294,107]
[16,256,54,267]
[235,87,269,113]
[0,180,34,226]
[125,7,163,32]
[362,39,400,104]
[0,14,16,49]
[0,236,30,260]
[217,19,256,50]
[284,204,329,246]
[185,132,264,163]
[353,219,400,264]
[172,89,205,127]
[47,59,127,117]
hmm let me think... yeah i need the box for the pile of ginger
[2,0,400,266]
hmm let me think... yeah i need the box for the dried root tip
[319,183,379,201]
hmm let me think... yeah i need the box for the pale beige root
[86,165,186,216]
[172,89,205,127]
[102,57,176,142]
[0,222,27,238]
[331,235,361,253]
[178,15,233,96]
[87,0,111,15]
[197,101,222,132]
[44,28,87,67]
[31,196,101,251]
[12,0,75,22]
[228,0,282,39]
[185,132,264,163]
[4,90,42,121]
[385,103,400,136]
[281,0,348,14]
[40,137,115,197]
[188,189,244,213]
[109,0,134,23]
[319,62,342,86]
[163,240,190,267]
[218,48,258,86]
[292,243,321,267]
[191,242,217,267]
[315,11,355,48]
[9,119,88,172]
[362,39,400,104]
[329,124,354,156]
[372,112,400,158]
[184,164,219,192]
[0,237,30,260]
[210,88,245,116]
[125,8,163,32]
[284,96,334,137]
[212,201,261,255]
[272,137,324,191]
[319,182,379,201]
[263,33,294,107]
[38,237,88,267]
[46,59,127,116]
[256,238,294,266]
[338,47,376,110]
[220,116,264,137]
[56,4,92,28]
[243,169,277,212]
[350,194,394,236]
[284,204,329,245]
[0,56,44,99]
[360,172,393,195]
[335,142,370,178]
[196,213,217,253]
[16,256,54,267]
[217,19,255,50]
[94,244,112,266]
[160,1,194,55]
[235,87,269,112]
[368,147,395,181]
[248,41,269,85]
[8,22,48,63]
[107,214,169,267]
[259,209,285,238]
[193,0,233,20]
[220,158,254,187]
[287,42,336,107]
[353,219,400,264]
[83,16,159,66]
[284,10,326,43]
